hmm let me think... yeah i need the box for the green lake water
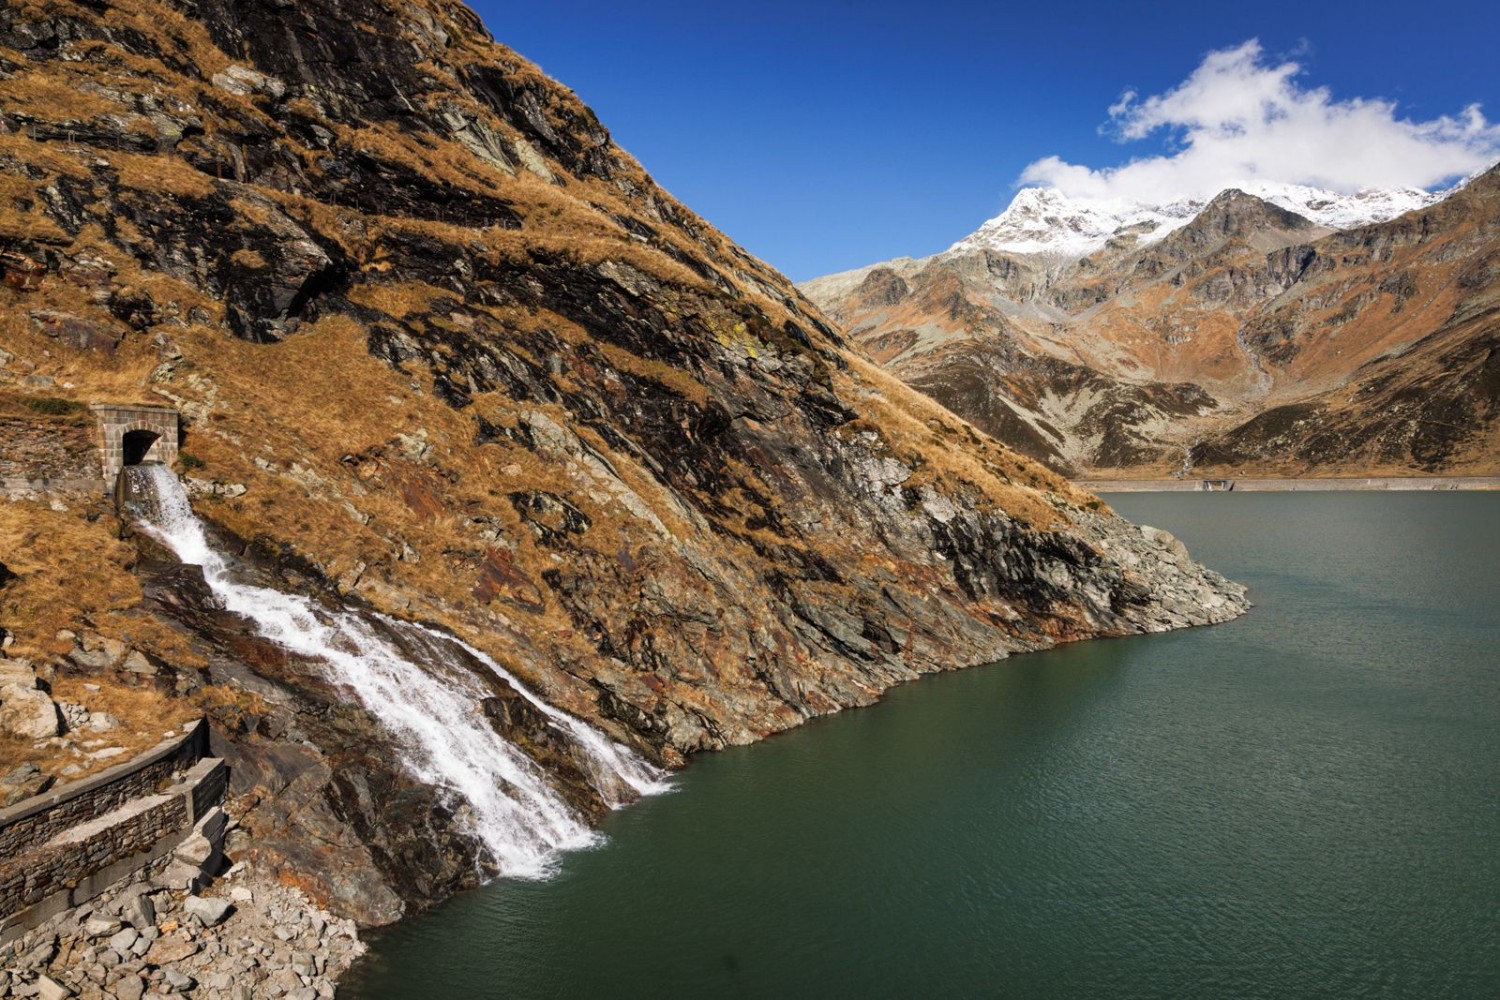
[343,493,1500,999]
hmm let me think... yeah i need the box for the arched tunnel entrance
[122,429,162,466]
[91,404,180,494]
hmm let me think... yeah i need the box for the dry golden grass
[0,675,196,783]
[0,392,91,423]
[230,248,267,270]
[111,149,217,199]
[0,66,122,121]
[0,503,200,668]
[0,299,175,408]
[94,0,235,79]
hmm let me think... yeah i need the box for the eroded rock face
[1,0,1247,925]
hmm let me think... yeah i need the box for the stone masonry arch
[90,404,179,491]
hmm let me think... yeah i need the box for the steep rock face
[0,0,1245,922]
[804,175,1500,476]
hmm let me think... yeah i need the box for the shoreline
[1076,476,1500,492]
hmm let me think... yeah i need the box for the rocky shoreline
[1077,476,1500,492]
[1,864,362,1000]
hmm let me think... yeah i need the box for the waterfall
[126,464,668,878]
[419,626,673,806]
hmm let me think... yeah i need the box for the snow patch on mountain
[950,182,1447,258]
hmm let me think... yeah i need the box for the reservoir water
[342,493,1499,999]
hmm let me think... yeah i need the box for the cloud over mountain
[1020,40,1500,204]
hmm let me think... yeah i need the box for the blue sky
[469,1,1500,281]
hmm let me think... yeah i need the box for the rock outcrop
[0,0,1246,933]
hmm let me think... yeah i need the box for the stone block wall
[90,403,179,491]
[0,794,187,916]
[0,417,101,495]
[0,721,208,860]
[188,759,229,822]
[0,722,226,938]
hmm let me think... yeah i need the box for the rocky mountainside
[803,173,1500,476]
[0,0,1244,930]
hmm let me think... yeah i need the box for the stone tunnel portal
[90,404,180,492]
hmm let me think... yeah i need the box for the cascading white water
[420,626,673,806]
[131,464,668,878]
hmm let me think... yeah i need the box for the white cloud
[1019,40,1500,203]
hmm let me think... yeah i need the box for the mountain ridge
[945,180,1448,259]
[802,168,1500,476]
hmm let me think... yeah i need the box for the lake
[342,492,1500,999]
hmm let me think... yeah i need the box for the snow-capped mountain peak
[948,182,1446,259]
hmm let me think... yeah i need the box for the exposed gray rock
[83,917,121,938]
[183,895,233,927]
[10,864,364,998]
[122,891,156,931]
[121,651,158,677]
[0,762,53,806]
[106,927,139,954]
[0,683,60,739]
[0,658,37,688]
[162,967,195,991]
[86,711,120,731]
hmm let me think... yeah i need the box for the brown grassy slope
[0,0,1238,777]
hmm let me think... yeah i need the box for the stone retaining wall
[0,721,208,862]
[0,732,226,942]
[0,794,188,918]
[0,417,97,486]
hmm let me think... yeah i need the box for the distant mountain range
[801,169,1500,477]
[946,182,1446,259]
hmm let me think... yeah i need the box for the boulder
[84,918,121,938]
[121,892,156,931]
[107,927,139,954]
[0,683,61,739]
[174,831,216,867]
[0,659,36,688]
[162,968,196,992]
[86,711,120,731]
[0,763,53,806]
[121,650,157,676]
[143,935,199,964]
[68,633,129,671]
[183,895,234,927]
